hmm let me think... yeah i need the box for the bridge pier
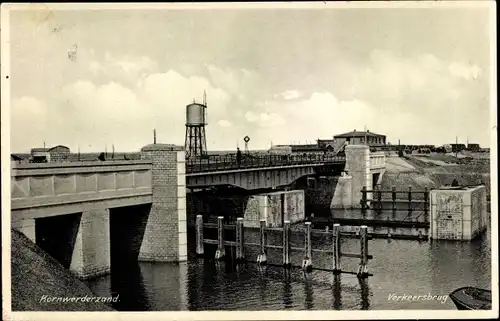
[69,209,111,279]
[139,144,187,262]
[12,219,36,243]
[344,145,371,209]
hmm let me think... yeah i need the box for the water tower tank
[186,103,206,125]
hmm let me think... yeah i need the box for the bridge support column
[70,209,111,279]
[12,219,36,243]
[139,144,187,262]
[330,173,353,209]
[345,145,371,209]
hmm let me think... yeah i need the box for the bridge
[10,143,385,280]
[186,153,346,189]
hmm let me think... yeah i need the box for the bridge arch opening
[109,204,151,268]
[35,212,82,269]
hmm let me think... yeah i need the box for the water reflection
[110,261,149,311]
[358,278,370,310]
[332,274,342,309]
[85,217,490,311]
[303,272,314,310]
[282,269,293,309]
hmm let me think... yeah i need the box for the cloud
[217,119,233,127]
[448,62,482,80]
[89,52,159,81]
[11,97,52,150]
[245,111,286,128]
[11,64,237,152]
[279,90,302,100]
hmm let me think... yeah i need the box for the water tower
[184,92,208,158]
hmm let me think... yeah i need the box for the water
[86,208,491,311]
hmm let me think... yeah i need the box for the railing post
[332,223,341,274]
[424,187,429,213]
[236,217,245,263]
[392,185,396,211]
[196,215,204,257]
[357,225,369,278]
[215,216,225,261]
[283,220,291,268]
[361,186,367,209]
[302,222,312,272]
[377,186,382,211]
[257,219,267,264]
[408,186,412,212]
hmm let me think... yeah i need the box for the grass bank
[10,229,114,311]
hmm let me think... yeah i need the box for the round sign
[244,136,250,143]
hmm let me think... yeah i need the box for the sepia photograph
[1,2,497,320]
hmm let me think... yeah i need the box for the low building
[450,144,467,153]
[29,145,71,162]
[467,143,481,152]
[334,129,386,146]
[30,148,50,162]
[48,145,70,162]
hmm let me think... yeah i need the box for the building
[450,143,467,153]
[333,129,386,146]
[29,145,71,162]
[48,145,71,162]
[467,143,481,152]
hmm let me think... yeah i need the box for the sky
[7,4,494,153]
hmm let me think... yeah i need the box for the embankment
[380,155,491,206]
[10,229,114,311]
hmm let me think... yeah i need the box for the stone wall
[139,144,187,262]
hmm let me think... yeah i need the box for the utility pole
[112,144,115,159]
[153,129,157,144]
[455,136,458,157]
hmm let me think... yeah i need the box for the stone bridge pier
[331,145,385,209]
[138,144,187,262]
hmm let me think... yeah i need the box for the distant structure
[450,143,467,153]
[269,129,388,155]
[334,129,386,147]
[467,143,481,152]
[29,145,70,163]
[184,91,208,158]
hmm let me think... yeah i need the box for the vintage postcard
[1,2,498,320]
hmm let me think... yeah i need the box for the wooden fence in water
[361,185,430,213]
[195,215,373,278]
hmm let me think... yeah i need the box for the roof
[11,154,24,160]
[48,145,70,151]
[31,148,49,153]
[334,130,385,138]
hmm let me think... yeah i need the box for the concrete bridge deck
[11,160,153,220]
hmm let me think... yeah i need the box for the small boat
[450,287,492,310]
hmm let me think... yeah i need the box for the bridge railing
[186,153,346,173]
